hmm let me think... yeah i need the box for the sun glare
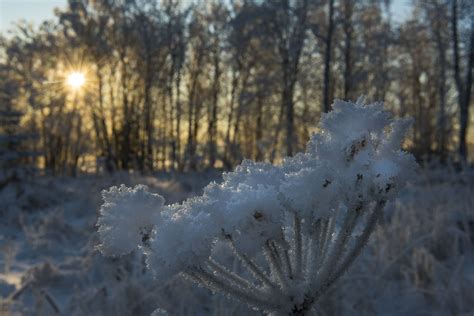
[66,72,86,89]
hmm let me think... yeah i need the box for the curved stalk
[205,259,260,294]
[310,206,359,292]
[264,242,288,290]
[321,202,385,298]
[229,243,279,290]
[293,213,303,278]
[186,269,282,311]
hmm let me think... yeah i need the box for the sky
[0,0,412,33]
[0,0,65,32]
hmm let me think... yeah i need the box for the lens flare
[66,72,85,89]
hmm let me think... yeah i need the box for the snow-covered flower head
[97,98,416,291]
[282,98,416,223]
[222,183,284,254]
[145,197,218,282]
[140,160,287,279]
[97,184,165,256]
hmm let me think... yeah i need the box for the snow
[0,101,473,314]
[0,167,473,315]
[0,172,231,315]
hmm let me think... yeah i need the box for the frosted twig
[229,241,279,290]
[323,202,385,294]
[293,213,303,278]
[264,242,288,290]
[205,258,261,294]
[186,269,282,311]
[310,206,359,290]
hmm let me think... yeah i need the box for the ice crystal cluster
[97,99,416,315]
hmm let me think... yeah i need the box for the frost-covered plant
[97,99,417,315]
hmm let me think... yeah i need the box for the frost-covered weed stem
[97,99,416,315]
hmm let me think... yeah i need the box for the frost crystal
[97,99,416,314]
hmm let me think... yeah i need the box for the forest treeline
[0,0,473,176]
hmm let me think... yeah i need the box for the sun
[66,72,86,90]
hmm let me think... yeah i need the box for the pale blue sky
[0,0,412,33]
[0,0,65,32]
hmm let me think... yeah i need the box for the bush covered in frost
[97,99,417,315]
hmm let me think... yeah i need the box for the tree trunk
[144,59,154,172]
[283,72,295,156]
[208,44,220,168]
[120,54,131,170]
[186,53,203,171]
[255,94,264,161]
[175,67,183,171]
[323,0,335,113]
[453,0,474,161]
[97,69,114,172]
[224,66,239,169]
[458,19,474,160]
[433,23,447,158]
[343,0,354,100]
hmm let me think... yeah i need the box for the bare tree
[266,0,309,156]
[452,0,474,160]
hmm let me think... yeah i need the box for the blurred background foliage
[0,0,473,177]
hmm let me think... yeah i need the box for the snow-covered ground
[0,167,473,315]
